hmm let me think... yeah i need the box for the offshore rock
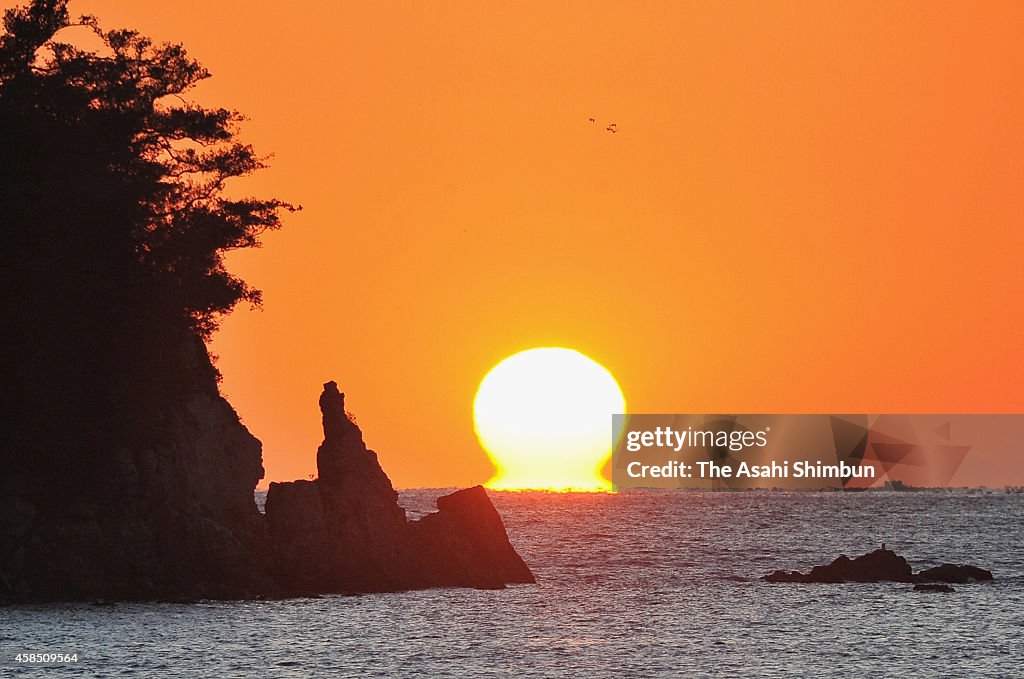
[916,563,993,584]
[763,548,913,583]
[763,548,992,585]
[410,485,536,589]
[265,381,534,592]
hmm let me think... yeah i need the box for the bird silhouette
[606,122,618,133]
[588,117,595,123]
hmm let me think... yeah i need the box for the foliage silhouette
[1,0,296,339]
[0,0,295,491]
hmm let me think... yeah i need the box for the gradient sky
[24,1,1024,487]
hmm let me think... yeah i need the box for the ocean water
[3,490,1022,677]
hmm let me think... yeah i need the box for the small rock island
[763,547,992,589]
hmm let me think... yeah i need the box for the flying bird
[606,122,618,133]
[588,117,595,123]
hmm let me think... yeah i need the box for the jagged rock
[266,381,534,592]
[914,583,955,593]
[917,564,993,583]
[763,548,993,586]
[411,486,535,589]
[2,370,533,601]
[764,548,912,583]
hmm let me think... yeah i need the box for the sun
[473,347,626,491]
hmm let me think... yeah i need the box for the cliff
[0,0,531,603]
[265,382,534,592]
[0,367,534,601]
[0,336,275,601]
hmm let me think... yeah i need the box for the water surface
[3,490,1021,677]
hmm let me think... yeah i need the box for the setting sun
[473,348,626,491]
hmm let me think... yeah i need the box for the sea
[3,489,1022,677]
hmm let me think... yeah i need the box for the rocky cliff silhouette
[0,0,532,602]
[0,356,533,601]
[2,335,272,600]
[265,381,534,592]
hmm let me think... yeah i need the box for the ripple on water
[2,490,1022,677]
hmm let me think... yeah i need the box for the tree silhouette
[1,0,296,339]
[0,0,296,490]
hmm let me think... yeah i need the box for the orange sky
[24,1,1024,487]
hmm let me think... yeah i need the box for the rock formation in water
[763,548,914,583]
[265,381,535,592]
[916,563,993,584]
[762,548,993,584]
[1,363,533,601]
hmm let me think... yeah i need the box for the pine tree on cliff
[0,1,294,492]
